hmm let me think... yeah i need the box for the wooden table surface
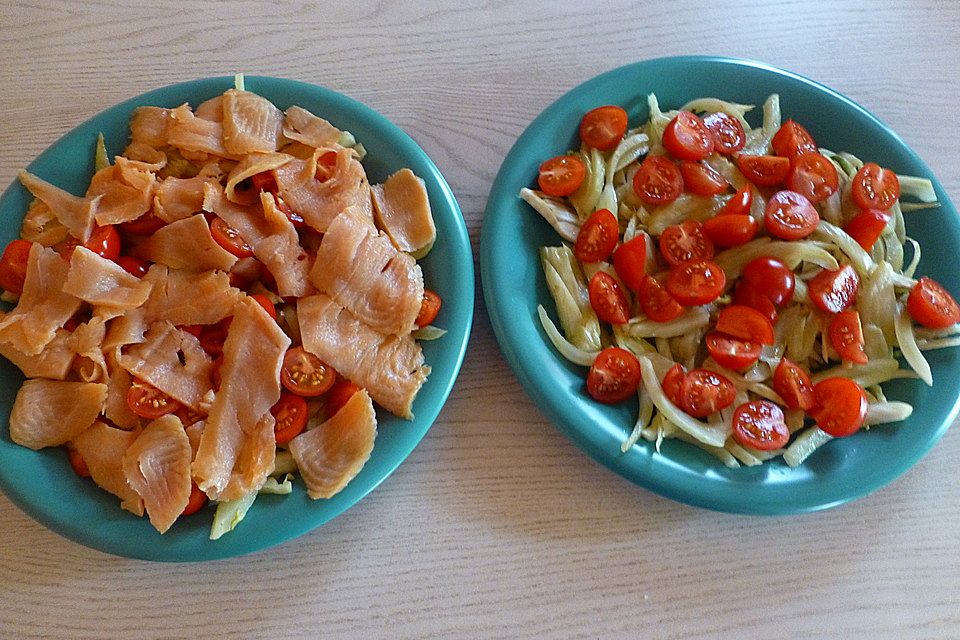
[2,2,959,638]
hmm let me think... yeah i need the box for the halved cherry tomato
[612,236,647,292]
[633,155,683,205]
[679,161,728,196]
[637,275,684,322]
[679,368,735,418]
[181,482,208,517]
[732,282,778,325]
[807,264,860,314]
[732,400,790,450]
[738,155,790,187]
[198,319,230,357]
[416,289,442,327]
[126,380,181,419]
[210,217,254,258]
[661,363,685,406]
[742,256,795,306]
[586,347,641,404]
[179,324,204,339]
[659,220,714,266]
[119,211,166,236]
[844,208,891,251]
[579,105,629,151]
[705,331,761,372]
[574,208,619,263]
[786,152,839,203]
[771,120,817,158]
[281,346,336,397]
[115,255,149,278]
[907,276,960,328]
[828,309,868,364]
[0,239,34,294]
[772,358,815,411]
[249,293,278,321]
[809,377,868,437]
[764,190,819,240]
[717,185,753,217]
[702,112,746,155]
[538,155,586,197]
[275,195,306,228]
[662,112,714,161]
[62,225,122,261]
[326,377,362,417]
[251,170,278,193]
[588,271,630,325]
[666,259,726,306]
[716,305,775,345]
[852,162,900,211]
[67,446,90,478]
[271,392,309,445]
[703,214,757,248]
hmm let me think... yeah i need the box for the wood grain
[1,1,959,638]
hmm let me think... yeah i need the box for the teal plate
[480,56,960,514]
[0,76,474,561]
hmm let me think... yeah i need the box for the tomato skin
[588,271,631,325]
[115,255,149,278]
[181,482,208,517]
[807,265,860,314]
[416,289,442,327]
[828,309,868,364]
[612,236,647,292]
[126,381,181,419]
[67,446,91,478]
[907,276,960,328]
[197,319,230,357]
[705,331,761,372]
[579,105,629,151]
[210,217,254,258]
[844,208,891,251]
[633,155,683,205]
[326,377,361,416]
[732,282,778,325]
[810,377,868,437]
[574,209,619,263]
[771,120,817,158]
[662,112,714,161]
[732,400,790,450]
[742,256,795,306]
[249,293,278,321]
[538,155,586,197]
[119,211,166,236]
[764,190,820,240]
[680,368,735,418]
[587,347,642,404]
[281,346,336,397]
[0,239,34,294]
[251,170,278,193]
[717,185,753,217]
[715,304,775,345]
[738,155,790,187]
[702,214,757,249]
[772,358,815,411]
[637,275,684,322]
[852,162,900,211]
[63,225,122,261]
[786,152,839,203]
[679,161,729,196]
[702,112,746,155]
[661,363,685,405]
[658,220,714,266]
[666,259,726,307]
[271,392,308,445]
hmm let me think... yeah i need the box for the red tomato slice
[828,309,868,364]
[579,105,629,151]
[574,208,619,263]
[732,282,778,325]
[807,265,860,314]
[679,161,729,196]
[588,271,630,325]
[717,185,753,216]
[772,358,815,411]
[702,112,746,155]
[786,152,839,203]
[702,214,757,249]
[764,190,820,240]
[210,217,254,258]
[612,236,647,292]
[249,293,278,321]
[251,170,278,193]
[705,331,761,372]
[115,255,149,278]
[732,400,790,450]
[738,155,790,187]
[126,380,181,419]
[715,304,775,345]
[62,225,122,261]
[119,211,166,236]
[326,377,362,417]
[771,120,817,158]
[907,276,960,328]
[852,162,900,211]
[416,289,442,327]
[67,446,91,478]
[742,256,795,306]
[680,368,735,418]
[658,220,714,266]
[0,239,34,294]
[538,155,586,197]
[586,347,641,404]
[661,363,685,405]
[271,392,309,445]
[181,482,208,517]
[637,275,684,322]
[662,112,714,161]
[198,319,230,357]
[633,155,683,205]
[665,259,726,306]
[809,377,868,437]
[844,208,891,251]
[281,346,336,397]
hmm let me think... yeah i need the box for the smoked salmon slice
[72,421,144,516]
[371,168,436,256]
[9,379,107,450]
[122,414,192,533]
[135,214,238,272]
[18,170,99,242]
[142,264,241,326]
[221,89,284,155]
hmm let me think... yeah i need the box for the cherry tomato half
[702,112,746,155]
[538,155,586,197]
[0,239,34,294]
[679,161,729,196]
[62,225,122,261]
[326,377,362,417]
[828,309,868,364]
[637,275,684,322]
[249,293,278,321]
[181,482,208,517]
[809,377,868,437]
[844,208,891,251]
[786,152,839,203]
[732,400,790,451]
[732,281,778,325]
[587,347,642,404]
[574,208,619,263]
[271,392,308,445]
[772,358,815,411]
[662,112,714,161]
[126,380,181,419]
[281,346,336,397]
[210,217,254,258]
[659,220,714,267]
[703,214,758,249]
[738,155,790,187]
[717,185,753,217]
[416,289,443,328]
[115,255,150,278]
[666,259,726,307]
[706,331,761,372]
[633,155,683,205]
[251,170,278,193]
[680,368,735,418]
[807,265,860,314]
[742,256,795,306]
[579,105,629,151]
[764,190,820,240]
[588,271,630,325]
[907,276,960,329]
[771,120,817,158]
[852,162,900,211]
[715,304,775,345]
[612,235,647,292]
[119,211,166,236]
[661,363,686,406]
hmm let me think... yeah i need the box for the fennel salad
[524,94,959,468]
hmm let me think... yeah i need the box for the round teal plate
[480,56,960,515]
[0,76,473,560]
